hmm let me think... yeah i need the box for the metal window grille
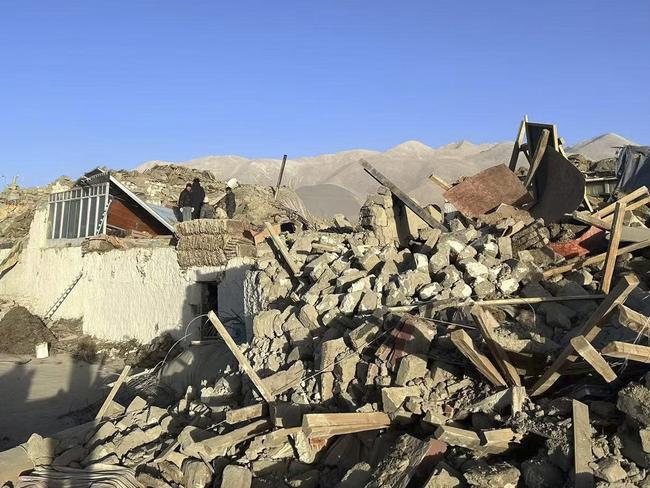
[47,182,110,239]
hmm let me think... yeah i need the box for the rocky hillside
[137,133,636,218]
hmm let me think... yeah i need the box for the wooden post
[450,329,506,387]
[264,221,301,276]
[470,305,521,386]
[570,335,617,383]
[601,201,626,293]
[208,311,275,404]
[274,154,288,200]
[428,174,452,191]
[543,239,650,278]
[524,128,550,188]
[572,400,595,488]
[508,116,527,171]
[602,341,650,363]
[360,159,446,231]
[96,365,131,419]
[530,275,638,396]
[594,186,648,219]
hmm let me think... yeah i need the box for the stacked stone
[175,219,255,268]
[359,187,399,246]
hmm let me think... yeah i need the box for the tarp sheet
[616,145,650,193]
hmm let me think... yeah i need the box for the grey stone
[340,291,363,315]
[419,282,442,300]
[52,445,86,466]
[472,277,496,298]
[357,292,378,312]
[497,236,513,260]
[460,259,489,279]
[497,277,519,295]
[184,458,213,488]
[395,355,428,386]
[25,433,58,466]
[595,457,627,483]
[338,462,372,488]
[428,248,450,274]
[439,265,462,287]
[463,460,520,488]
[381,386,419,413]
[298,304,320,331]
[450,281,472,299]
[253,310,281,338]
[618,383,650,427]
[220,465,252,488]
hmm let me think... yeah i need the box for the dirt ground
[0,352,122,450]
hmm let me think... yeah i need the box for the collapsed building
[2,121,650,487]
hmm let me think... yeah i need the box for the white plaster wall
[0,206,207,343]
[0,208,84,319]
[82,248,202,342]
[216,257,255,341]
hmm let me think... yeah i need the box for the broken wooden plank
[274,154,288,199]
[617,304,650,338]
[428,174,452,191]
[475,295,604,306]
[187,419,272,460]
[543,239,650,278]
[602,341,650,363]
[572,400,595,488]
[595,186,648,219]
[264,221,301,276]
[208,311,275,404]
[96,365,131,420]
[524,128,550,188]
[511,386,526,414]
[508,117,528,171]
[359,159,446,231]
[601,201,626,293]
[303,412,391,438]
[530,275,638,396]
[450,329,506,387]
[470,305,521,386]
[570,335,617,383]
[624,194,650,213]
[226,403,267,425]
[442,164,532,218]
[572,211,611,230]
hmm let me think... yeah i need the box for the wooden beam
[470,305,521,386]
[508,117,527,172]
[595,186,648,218]
[602,341,650,363]
[573,400,595,488]
[530,275,638,396]
[303,412,390,437]
[450,329,506,387]
[624,195,650,213]
[617,305,650,338]
[428,174,452,191]
[264,221,301,276]
[208,311,275,404]
[601,201,626,293]
[360,159,446,231]
[475,295,604,306]
[274,154,288,199]
[524,128,550,188]
[570,335,617,383]
[543,239,650,278]
[96,365,131,420]
[572,211,610,230]
[226,403,267,424]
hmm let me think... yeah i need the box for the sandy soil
[0,352,121,450]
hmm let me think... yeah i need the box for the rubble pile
[16,178,650,488]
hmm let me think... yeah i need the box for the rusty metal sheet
[443,164,532,218]
[530,146,586,223]
[549,226,606,259]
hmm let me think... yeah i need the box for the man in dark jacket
[178,183,193,221]
[190,178,205,219]
[224,187,236,218]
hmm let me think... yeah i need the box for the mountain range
[137,132,636,218]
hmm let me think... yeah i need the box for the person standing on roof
[225,178,238,218]
[178,182,193,222]
[199,197,215,219]
[190,178,205,219]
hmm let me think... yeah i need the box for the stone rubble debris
[7,145,650,487]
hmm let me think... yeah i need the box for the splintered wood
[208,311,275,404]
[570,335,617,383]
[470,305,521,386]
[264,221,301,276]
[602,342,650,363]
[617,305,650,338]
[96,365,131,420]
[530,275,638,397]
[600,201,626,293]
[302,412,390,438]
[573,400,595,488]
[450,329,506,387]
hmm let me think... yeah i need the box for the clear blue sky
[1,1,648,187]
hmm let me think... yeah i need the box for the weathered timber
[530,275,638,396]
